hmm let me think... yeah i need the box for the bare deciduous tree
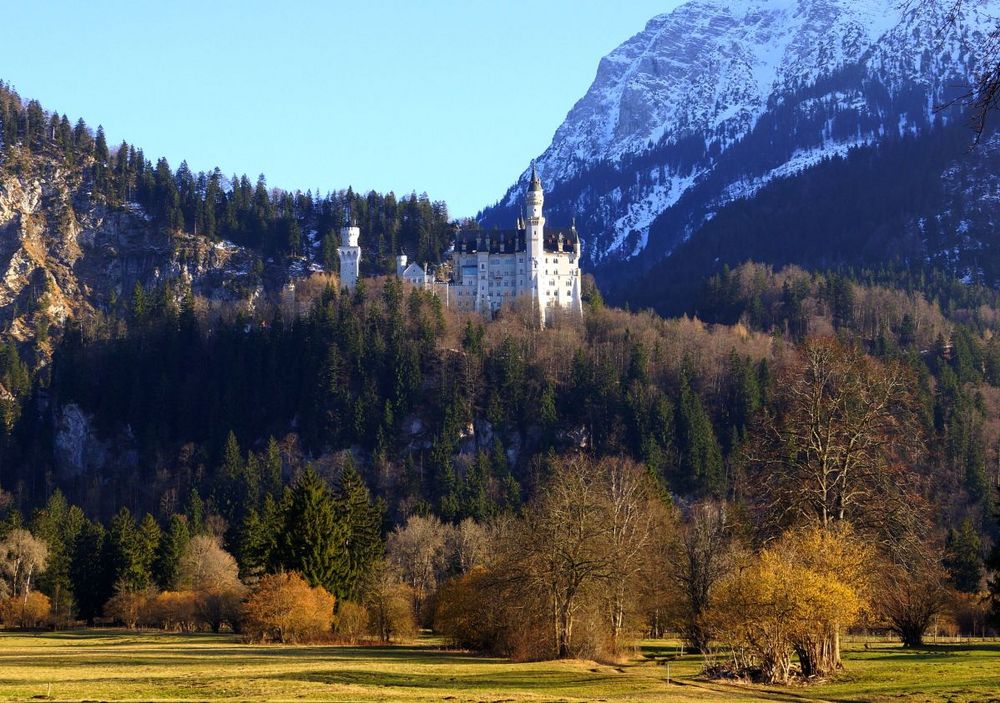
[386,514,451,617]
[498,455,667,659]
[447,518,489,574]
[176,535,246,632]
[176,535,242,593]
[874,544,952,647]
[746,337,923,542]
[0,529,48,600]
[744,337,925,674]
[363,560,418,643]
[602,458,670,653]
[664,501,734,653]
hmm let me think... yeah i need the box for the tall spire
[529,160,542,192]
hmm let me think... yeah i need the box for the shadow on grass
[852,642,1000,662]
[263,667,626,694]
[0,638,507,672]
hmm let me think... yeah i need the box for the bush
[146,591,197,631]
[709,527,867,683]
[196,588,245,633]
[433,568,504,651]
[333,601,369,643]
[241,572,334,643]
[0,592,51,629]
[364,567,418,643]
[104,583,155,629]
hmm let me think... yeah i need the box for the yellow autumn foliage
[710,526,868,683]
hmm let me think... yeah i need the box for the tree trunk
[900,624,924,648]
[795,630,840,679]
[761,651,792,684]
[610,583,626,655]
[556,597,575,658]
[685,625,711,654]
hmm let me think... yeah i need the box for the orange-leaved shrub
[241,572,334,643]
[0,592,51,629]
[146,591,198,631]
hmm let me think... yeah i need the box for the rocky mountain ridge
[481,0,1000,291]
[0,147,269,358]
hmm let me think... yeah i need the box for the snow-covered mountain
[481,0,1000,290]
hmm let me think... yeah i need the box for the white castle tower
[338,207,361,290]
[525,163,545,312]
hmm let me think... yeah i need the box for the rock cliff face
[0,148,258,353]
[481,0,1000,287]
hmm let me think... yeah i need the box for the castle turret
[338,208,361,290]
[527,163,543,213]
[526,163,546,318]
[396,253,408,277]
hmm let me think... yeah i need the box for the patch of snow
[721,137,869,203]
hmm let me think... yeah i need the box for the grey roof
[401,262,426,278]
[455,227,578,254]
[529,164,542,192]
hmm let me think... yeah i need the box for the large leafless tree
[664,501,735,653]
[498,455,667,659]
[746,337,924,543]
[0,529,47,600]
[744,337,925,674]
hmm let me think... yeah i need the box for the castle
[451,165,582,322]
[339,165,582,323]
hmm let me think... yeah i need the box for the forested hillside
[0,81,452,368]
[621,122,1000,315]
[2,76,1000,669]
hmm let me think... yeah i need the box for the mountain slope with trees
[0,81,452,369]
[480,0,1000,314]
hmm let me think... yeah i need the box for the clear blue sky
[1,1,679,218]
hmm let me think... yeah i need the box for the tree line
[1,323,1000,684]
[0,82,452,270]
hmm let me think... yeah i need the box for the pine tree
[215,431,247,528]
[335,459,384,602]
[154,514,190,589]
[462,451,492,521]
[262,437,283,501]
[131,281,148,320]
[70,520,111,624]
[677,368,725,495]
[945,518,983,593]
[185,488,205,535]
[238,508,266,583]
[107,507,156,590]
[277,466,347,597]
[244,491,286,582]
[137,513,162,586]
[30,490,85,622]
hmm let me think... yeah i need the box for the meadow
[0,631,998,702]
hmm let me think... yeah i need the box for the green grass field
[0,631,997,703]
